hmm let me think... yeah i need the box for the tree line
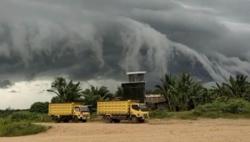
[29,74,250,113]
[156,73,250,112]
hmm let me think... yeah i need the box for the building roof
[145,94,162,97]
[126,71,146,75]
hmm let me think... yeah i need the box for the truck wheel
[131,116,138,123]
[52,116,61,123]
[56,118,62,123]
[81,119,87,123]
[138,119,145,123]
[61,116,70,123]
[104,116,112,123]
[113,119,120,123]
[72,116,79,123]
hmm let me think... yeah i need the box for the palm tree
[213,74,250,101]
[211,83,229,101]
[156,73,208,111]
[226,75,250,98]
[188,82,211,109]
[82,85,113,108]
[155,74,177,111]
[175,73,194,110]
[47,77,83,103]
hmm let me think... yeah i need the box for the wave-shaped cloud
[0,0,250,84]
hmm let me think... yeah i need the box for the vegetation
[0,110,51,122]
[0,108,19,118]
[150,99,250,119]
[155,73,214,111]
[212,75,250,101]
[30,102,49,113]
[82,85,114,109]
[151,73,250,119]
[0,109,51,137]
[47,77,83,103]
[47,77,114,110]
[193,99,250,118]
[150,110,196,119]
[0,118,49,137]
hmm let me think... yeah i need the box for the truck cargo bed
[97,101,130,115]
[49,103,76,116]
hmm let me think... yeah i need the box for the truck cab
[130,103,149,122]
[73,105,90,122]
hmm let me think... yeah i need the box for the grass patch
[0,119,49,137]
[1,111,52,122]
[150,99,250,119]
[149,109,172,119]
[193,99,250,118]
[150,110,197,120]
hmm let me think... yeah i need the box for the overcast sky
[0,0,250,109]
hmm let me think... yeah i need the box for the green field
[0,111,51,137]
[150,99,250,119]
[0,119,49,137]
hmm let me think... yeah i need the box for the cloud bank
[0,0,250,87]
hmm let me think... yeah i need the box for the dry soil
[1,119,250,142]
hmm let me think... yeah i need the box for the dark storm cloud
[0,80,13,88]
[0,0,250,83]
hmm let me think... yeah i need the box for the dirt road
[1,119,250,142]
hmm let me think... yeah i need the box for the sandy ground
[1,119,250,142]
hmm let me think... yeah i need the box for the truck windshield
[80,106,89,112]
[132,105,140,111]
[139,104,148,111]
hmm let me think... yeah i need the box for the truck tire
[71,116,78,123]
[52,116,61,123]
[81,119,87,123]
[138,118,145,123]
[104,115,112,123]
[113,119,120,123]
[131,116,138,123]
[61,116,71,123]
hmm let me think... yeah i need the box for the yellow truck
[97,100,149,123]
[48,103,90,122]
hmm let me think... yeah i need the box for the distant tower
[121,71,146,103]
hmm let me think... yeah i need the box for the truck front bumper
[79,115,90,120]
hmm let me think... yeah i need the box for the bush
[9,111,38,121]
[0,119,49,137]
[193,99,250,117]
[222,99,250,113]
[8,111,52,122]
[150,110,172,119]
[150,110,197,119]
[0,109,15,118]
[30,102,49,113]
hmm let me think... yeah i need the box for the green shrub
[0,109,15,118]
[172,111,197,120]
[150,110,197,119]
[222,99,250,113]
[37,113,52,122]
[9,111,38,121]
[150,109,172,118]
[8,111,52,122]
[0,119,49,137]
[193,98,250,118]
[30,102,49,113]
